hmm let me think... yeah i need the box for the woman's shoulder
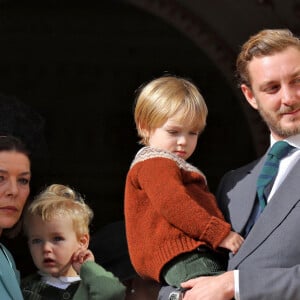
[0,243,12,257]
[0,242,17,268]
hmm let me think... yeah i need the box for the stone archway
[124,0,269,155]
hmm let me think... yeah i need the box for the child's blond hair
[134,75,208,145]
[23,184,93,238]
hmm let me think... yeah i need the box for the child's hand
[219,231,244,254]
[72,249,95,274]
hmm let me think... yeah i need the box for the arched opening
[0,0,256,277]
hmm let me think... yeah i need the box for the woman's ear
[79,233,90,250]
[241,84,258,110]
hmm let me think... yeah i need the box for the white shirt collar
[270,133,300,149]
[38,271,80,289]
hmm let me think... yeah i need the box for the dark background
[1,0,299,276]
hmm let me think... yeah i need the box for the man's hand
[181,271,235,300]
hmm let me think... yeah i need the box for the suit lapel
[229,158,300,269]
[226,157,264,233]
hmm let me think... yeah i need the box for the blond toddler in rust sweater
[124,75,244,288]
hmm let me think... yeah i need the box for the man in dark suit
[159,28,300,300]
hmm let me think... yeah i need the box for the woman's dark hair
[0,135,30,158]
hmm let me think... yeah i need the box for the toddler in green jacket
[21,184,125,300]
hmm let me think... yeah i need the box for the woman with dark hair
[0,135,31,299]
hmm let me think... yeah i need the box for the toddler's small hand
[219,231,244,254]
[72,249,95,273]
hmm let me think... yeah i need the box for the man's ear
[79,233,89,250]
[241,84,258,110]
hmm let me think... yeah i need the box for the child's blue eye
[31,238,42,245]
[53,236,64,242]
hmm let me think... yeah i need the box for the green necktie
[257,141,294,210]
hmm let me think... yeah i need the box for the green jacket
[22,261,126,300]
[74,261,126,300]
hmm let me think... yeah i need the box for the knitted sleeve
[73,261,126,300]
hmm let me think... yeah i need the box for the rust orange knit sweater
[124,147,231,282]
